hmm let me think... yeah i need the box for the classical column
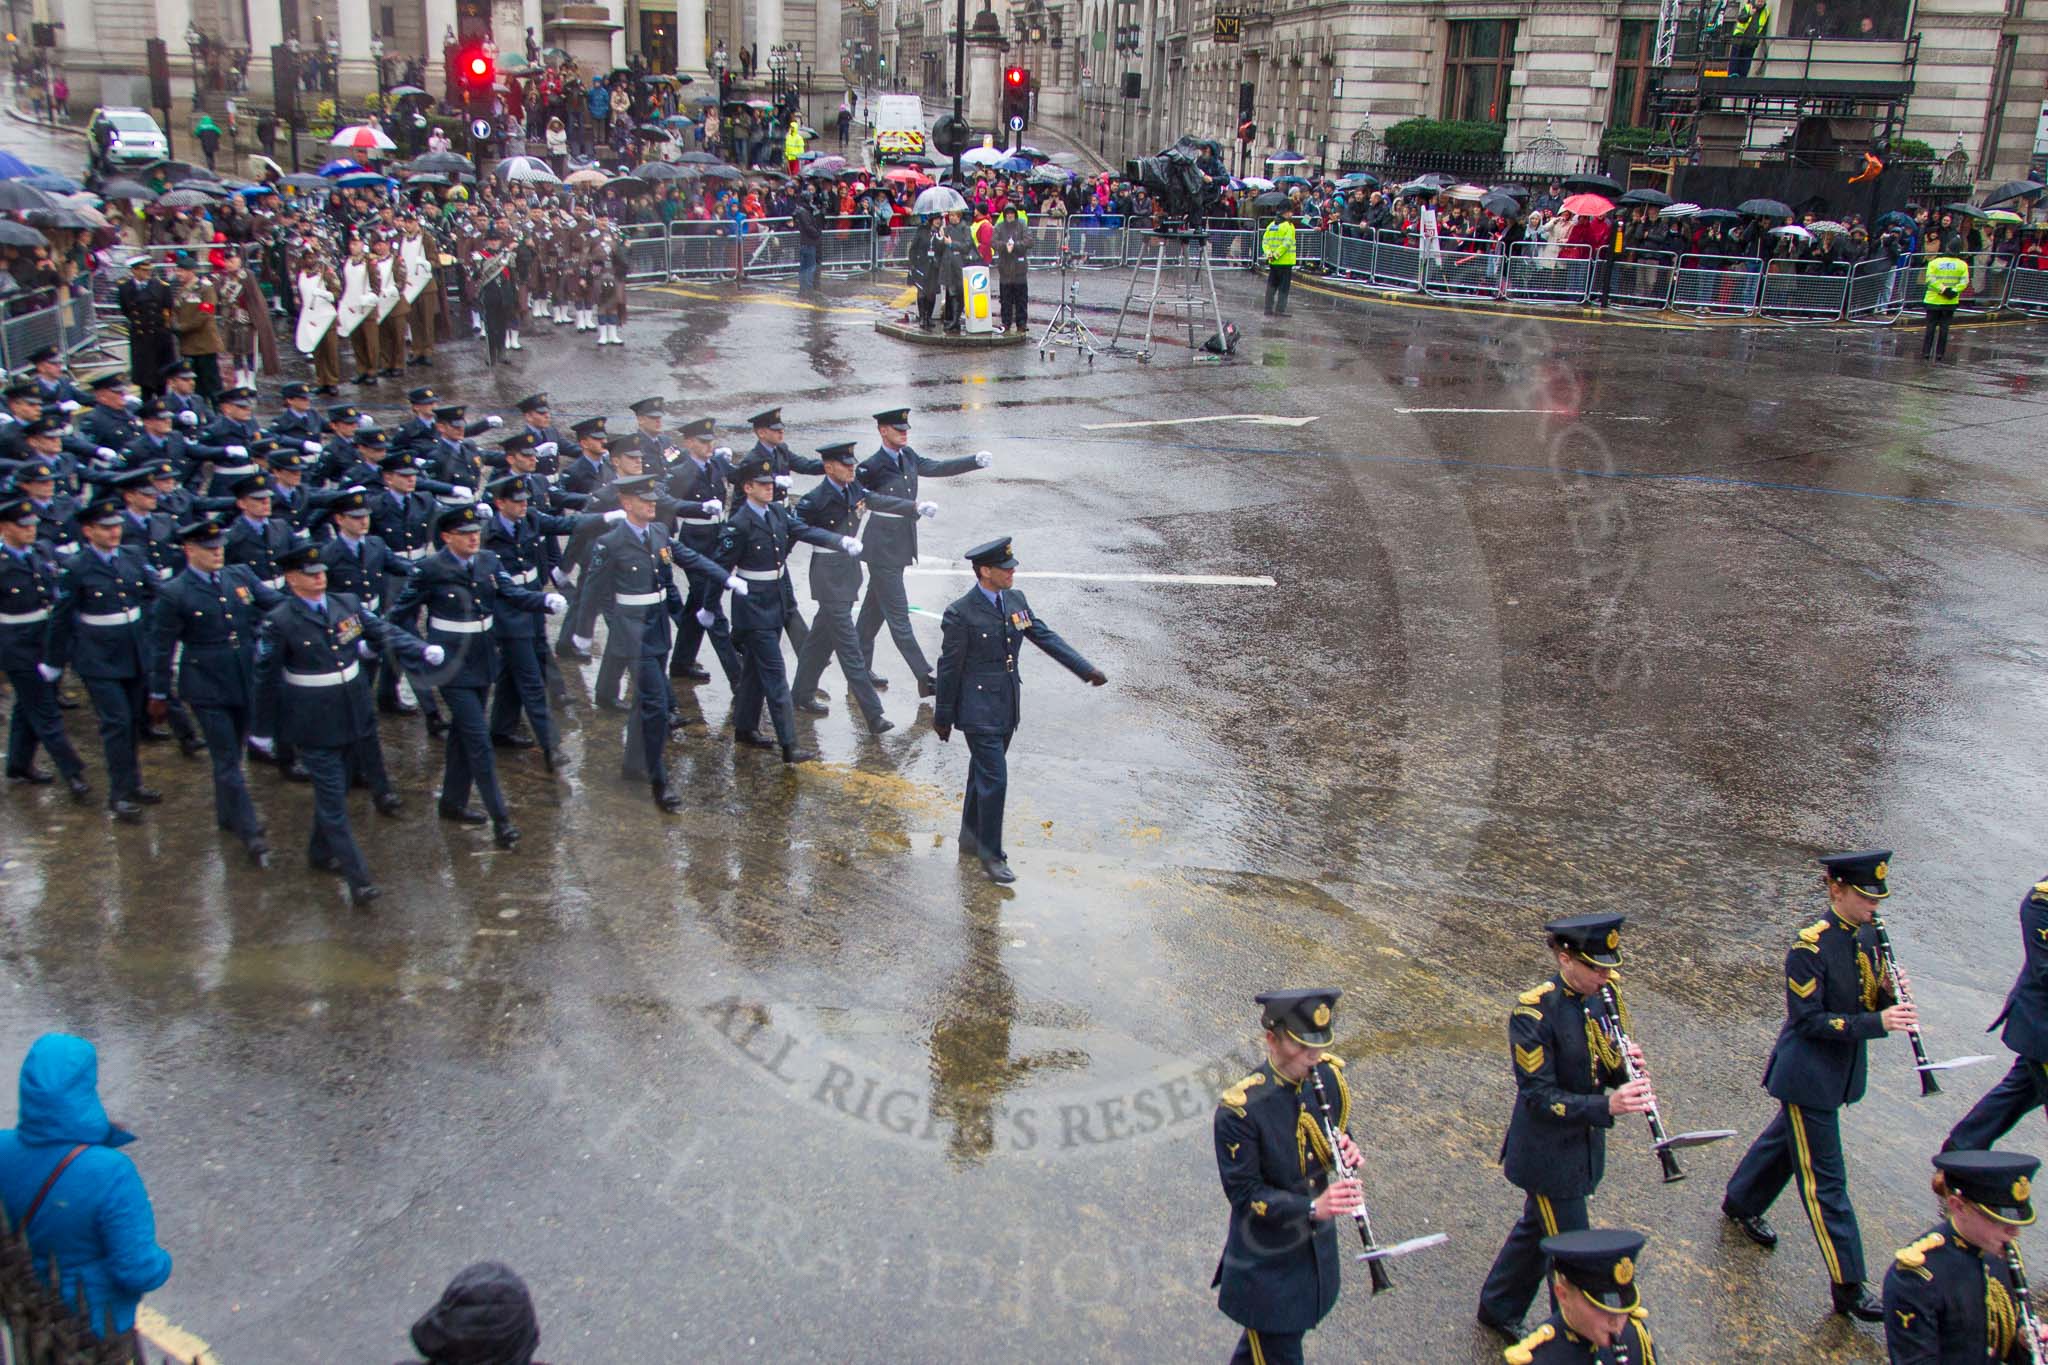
[756,0,782,62]
[424,0,459,99]
[335,0,376,100]
[153,0,195,111]
[966,3,1002,130]
[243,0,285,107]
[677,0,707,79]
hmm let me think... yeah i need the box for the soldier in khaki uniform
[371,236,409,381]
[169,252,223,400]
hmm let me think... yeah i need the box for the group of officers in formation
[1219,851,2048,1362]
[0,340,1121,901]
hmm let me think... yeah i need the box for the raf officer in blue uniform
[264,381,326,445]
[390,502,562,850]
[0,493,87,798]
[932,536,1104,884]
[1947,877,2048,1154]
[483,472,596,771]
[316,485,411,705]
[148,513,286,865]
[75,374,140,461]
[856,408,987,696]
[159,361,214,430]
[1883,1149,2046,1363]
[788,441,926,735]
[368,450,443,724]
[425,404,498,500]
[1503,1228,1662,1365]
[1213,988,1362,1365]
[223,474,294,589]
[664,416,739,686]
[514,393,568,471]
[569,473,720,809]
[43,488,157,822]
[255,538,438,905]
[1722,849,1914,1321]
[743,406,825,653]
[25,347,83,410]
[629,396,676,471]
[1478,914,1653,1338]
[712,454,854,765]
[560,416,613,500]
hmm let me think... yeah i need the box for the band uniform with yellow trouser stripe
[1502,1228,1659,1364]
[1213,989,1359,1365]
[1479,914,1649,1339]
[1944,877,2048,1155]
[1722,849,1911,1322]
[1882,1149,2047,1362]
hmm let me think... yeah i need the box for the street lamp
[183,22,205,113]
[369,37,386,99]
[767,44,786,111]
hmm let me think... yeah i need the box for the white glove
[226,444,248,458]
[95,446,115,461]
[841,536,863,555]
[534,440,556,459]
[725,573,751,597]
[694,607,715,627]
[773,473,791,490]
[357,640,375,659]
[485,415,503,428]
[916,501,937,519]
[449,486,476,503]
[602,507,628,522]
[543,592,567,615]
[973,451,992,468]
[699,499,721,518]
[248,734,274,756]
[422,644,446,667]
[60,400,83,415]
[35,662,60,683]
[357,413,377,428]
[300,440,321,453]
[712,445,733,460]
[551,566,571,587]
[570,634,592,652]
[173,409,194,425]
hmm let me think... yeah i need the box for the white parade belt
[614,589,664,607]
[80,607,141,626]
[0,607,48,624]
[736,567,783,582]
[429,616,491,633]
[285,661,359,687]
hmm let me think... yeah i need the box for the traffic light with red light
[1001,67,1031,134]
[457,45,494,104]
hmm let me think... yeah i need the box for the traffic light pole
[950,0,965,184]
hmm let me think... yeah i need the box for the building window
[1440,19,1516,123]
[379,5,396,38]
[1609,19,1654,129]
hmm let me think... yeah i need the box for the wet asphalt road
[6,112,2048,1362]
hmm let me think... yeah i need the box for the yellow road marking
[139,1304,220,1363]
[889,286,918,308]
[639,284,874,316]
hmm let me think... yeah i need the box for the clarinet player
[1883,1149,2047,1361]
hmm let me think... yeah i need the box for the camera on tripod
[1124,136,1226,237]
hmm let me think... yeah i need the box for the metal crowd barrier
[1423,235,1503,300]
[2005,264,2048,314]
[0,290,98,369]
[1673,254,1764,315]
[1505,241,1592,304]
[1759,258,1853,321]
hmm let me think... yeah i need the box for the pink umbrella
[1560,193,1613,217]
[329,124,398,152]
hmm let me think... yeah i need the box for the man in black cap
[665,416,739,686]
[744,406,828,655]
[160,361,214,430]
[11,454,77,555]
[856,408,988,697]
[1722,849,1915,1321]
[107,466,202,754]
[224,475,294,590]
[515,394,567,473]
[1213,987,1362,1365]
[76,375,140,460]
[427,404,500,501]
[1503,1228,1660,1363]
[390,502,562,850]
[932,535,1104,883]
[149,513,286,865]
[123,399,197,487]
[43,488,158,823]
[569,473,722,808]
[404,1260,545,1365]
[484,473,595,770]
[0,379,51,467]
[389,386,445,455]
[1883,1149,2045,1361]
[316,484,408,636]
[1478,914,1655,1337]
[1947,876,2048,1156]
[475,227,517,366]
[265,445,316,531]
[266,381,325,445]
[193,387,263,492]
[712,455,856,764]
[27,347,82,410]
[309,404,366,485]
[114,256,176,401]
[628,397,674,471]
[369,450,444,724]
[789,441,927,736]
[254,539,438,905]
[0,492,88,798]
[560,417,613,500]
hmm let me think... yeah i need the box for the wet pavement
[7,113,2048,1361]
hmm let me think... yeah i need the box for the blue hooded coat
[0,1033,171,1334]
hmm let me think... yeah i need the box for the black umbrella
[1982,180,2046,209]
[1563,172,1623,195]
[1942,202,1987,220]
[404,172,451,187]
[279,172,332,192]
[1333,172,1378,190]
[1692,208,1743,223]
[633,124,671,139]
[637,162,698,181]
[406,151,474,175]
[1252,190,1291,211]
[99,177,157,201]
[185,180,234,198]
[700,164,742,180]
[677,150,724,165]
[801,166,838,180]
[1395,180,1440,199]
[0,220,49,248]
[0,180,52,212]
[1490,183,1532,199]
[157,188,214,208]
[386,85,430,98]
[1737,197,1793,217]
[1617,187,1674,208]
[158,161,220,184]
[1480,191,1522,217]
[607,174,647,189]
[24,207,93,230]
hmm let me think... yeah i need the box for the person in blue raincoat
[0,1033,172,1340]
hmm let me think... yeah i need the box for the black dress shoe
[1831,1282,1883,1321]
[491,732,536,749]
[373,791,404,816]
[379,700,419,716]
[734,731,776,749]
[1475,1312,1523,1343]
[108,798,143,824]
[782,746,819,764]
[6,767,52,784]
[424,713,449,739]
[917,676,937,699]
[980,856,1017,884]
[438,802,488,826]
[283,760,310,783]
[64,773,89,801]
[674,664,712,682]
[653,781,682,812]
[1723,1204,1777,1249]
[794,698,829,717]
[557,641,593,662]
[595,698,626,713]
[870,675,889,691]
[348,881,383,906]
[179,734,206,758]
[131,786,163,805]
[541,748,561,775]
[308,852,342,875]
[868,718,896,736]
[246,841,272,869]
[493,823,520,850]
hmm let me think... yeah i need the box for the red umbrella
[882,166,933,189]
[1561,193,1613,217]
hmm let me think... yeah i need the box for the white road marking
[906,567,1276,586]
[1393,406,1569,415]
[1080,414,1322,431]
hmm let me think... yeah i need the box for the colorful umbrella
[329,124,398,151]
[1561,193,1614,216]
[317,158,361,176]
